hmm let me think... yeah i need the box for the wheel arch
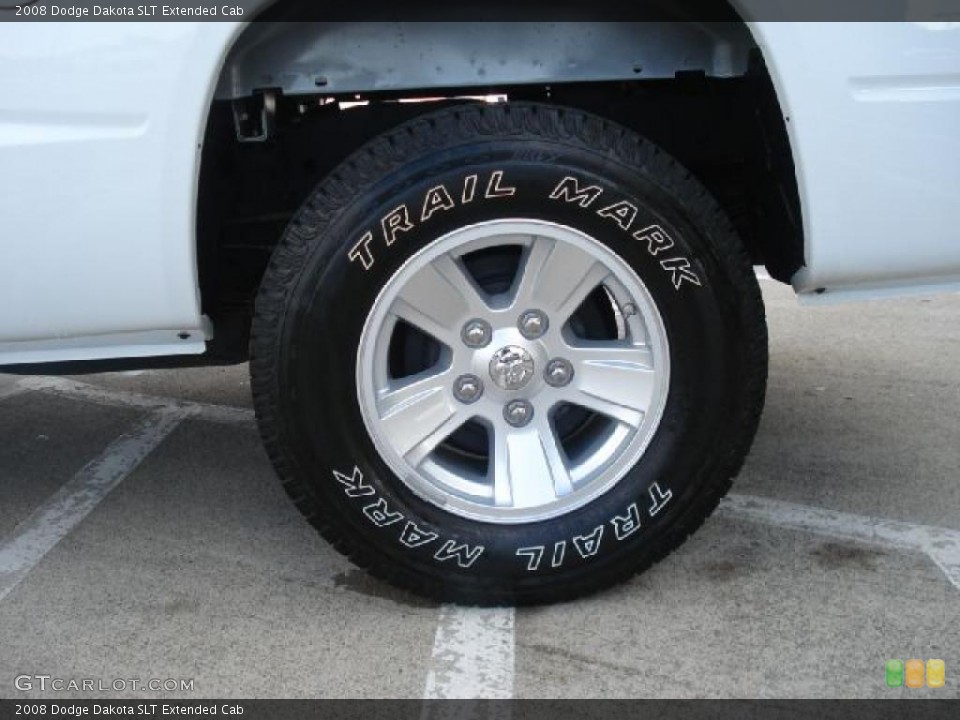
[214,17,756,100]
[194,3,803,363]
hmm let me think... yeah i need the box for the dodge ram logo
[489,346,535,391]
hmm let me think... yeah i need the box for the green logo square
[886,659,904,688]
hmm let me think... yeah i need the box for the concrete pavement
[0,281,957,699]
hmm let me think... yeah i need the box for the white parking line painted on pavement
[18,376,255,427]
[18,375,169,410]
[0,406,190,603]
[417,497,960,705]
[423,605,516,700]
[722,493,960,590]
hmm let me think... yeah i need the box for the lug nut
[503,399,534,428]
[453,374,483,404]
[544,358,574,387]
[461,319,492,348]
[518,309,549,339]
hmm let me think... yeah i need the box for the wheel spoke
[491,417,573,509]
[358,219,672,523]
[378,370,466,465]
[511,236,610,323]
[392,254,489,345]
[562,343,656,428]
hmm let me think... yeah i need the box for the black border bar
[2,700,960,720]
[2,0,960,21]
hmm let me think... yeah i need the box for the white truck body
[0,19,958,365]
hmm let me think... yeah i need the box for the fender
[213,11,960,301]
[743,17,960,301]
[0,20,251,363]
[1,7,957,365]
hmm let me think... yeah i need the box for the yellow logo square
[927,659,945,688]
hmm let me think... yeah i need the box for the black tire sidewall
[270,130,745,598]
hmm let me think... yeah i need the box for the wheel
[250,102,767,605]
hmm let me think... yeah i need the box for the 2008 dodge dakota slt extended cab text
[1,2,958,603]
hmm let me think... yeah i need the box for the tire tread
[250,103,768,605]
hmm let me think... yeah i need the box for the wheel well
[197,16,802,362]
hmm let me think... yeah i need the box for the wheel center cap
[489,346,535,391]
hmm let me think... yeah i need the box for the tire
[250,102,767,605]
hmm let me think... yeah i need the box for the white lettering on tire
[399,521,439,548]
[573,526,604,559]
[348,232,376,270]
[513,485,675,572]
[611,502,642,540]
[333,466,376,498]
[434,540,485,568]
[516,540,567,571]
[347,172,700,290]
[548,175,701,289]
[548,176,603,207]
[596,200,638,231]
[633,225,674,256]
[381,204,415,246]
[484,170,516,198]
[363,497,404,527]
[551,540,566,568]
[332,465,484,567]
[659,257,703,290]
[516,546,545,571]
[349,170,516,271]
[648,482,673,516]
[462,174,478,203]
[421,185,456,222]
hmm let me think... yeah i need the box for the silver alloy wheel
[357,220,670,524]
